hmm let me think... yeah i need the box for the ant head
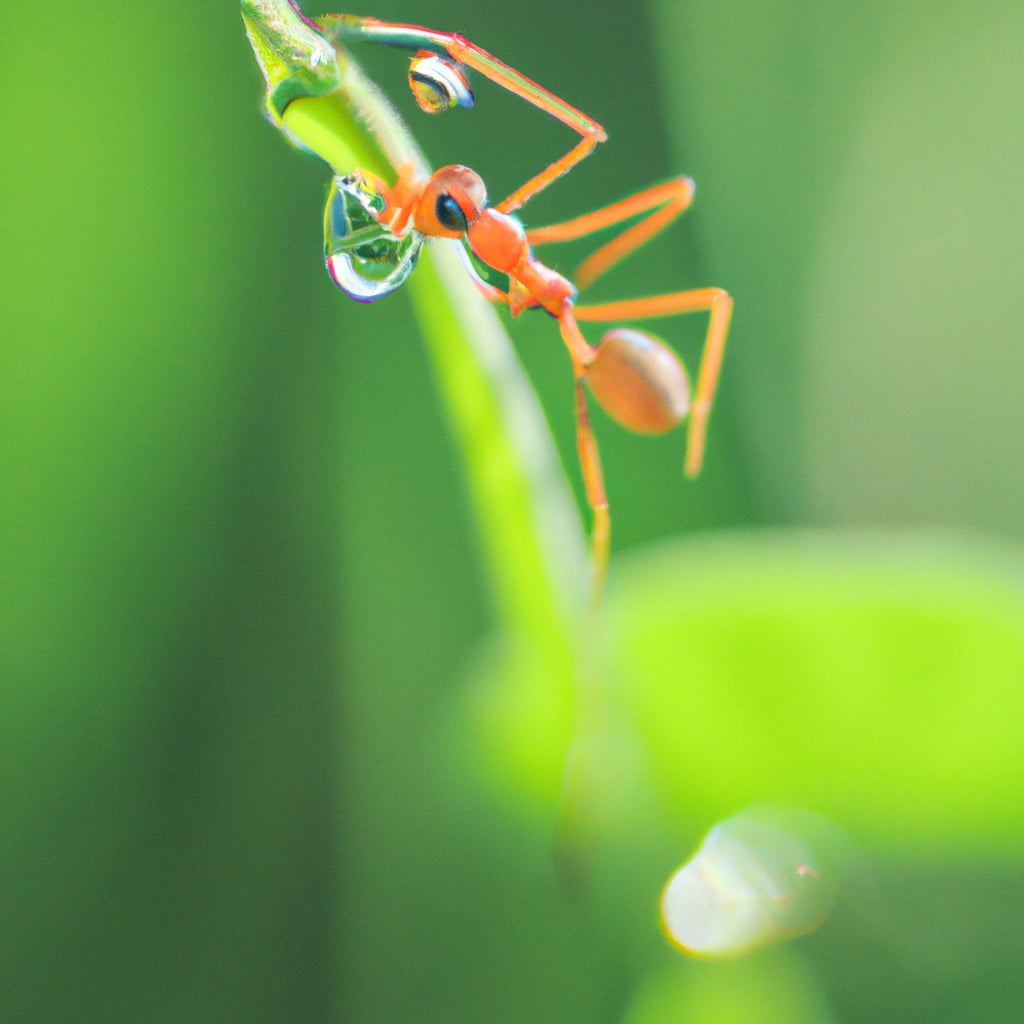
[412,165,488,239]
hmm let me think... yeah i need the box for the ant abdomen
[585,328,690,435]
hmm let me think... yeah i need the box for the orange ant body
[244,7,734,592]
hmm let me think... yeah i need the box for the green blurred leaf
[625,954,837,1024]
[454,528,1024,926]
[404,244,590,814]
[604,530,1024,851]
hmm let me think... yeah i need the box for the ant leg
[320,16,607,214]
[531,181,730,476]
[575,287,733,477]
[527,177,695,291]
[558,307,609,594]
[575,379,610,598]
[432,34,606,214]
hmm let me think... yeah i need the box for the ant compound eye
[408,52,474,114]
[585,328,690,434]
[435,193,470,233]
[413,166,487,238]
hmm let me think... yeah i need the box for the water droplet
[324,175,422,302]
[661,807,842,957]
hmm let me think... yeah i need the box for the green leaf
[604,530,1024,852]
[456,527,1024,850]
[625,954,838,1024]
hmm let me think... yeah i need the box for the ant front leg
[439,36,608,215]
[318,15,607,214]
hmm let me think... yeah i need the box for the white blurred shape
[660,807,840,957]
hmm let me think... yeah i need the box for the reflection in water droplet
[324,175,422,302]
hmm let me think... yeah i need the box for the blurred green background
[2,0,1023,1021]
